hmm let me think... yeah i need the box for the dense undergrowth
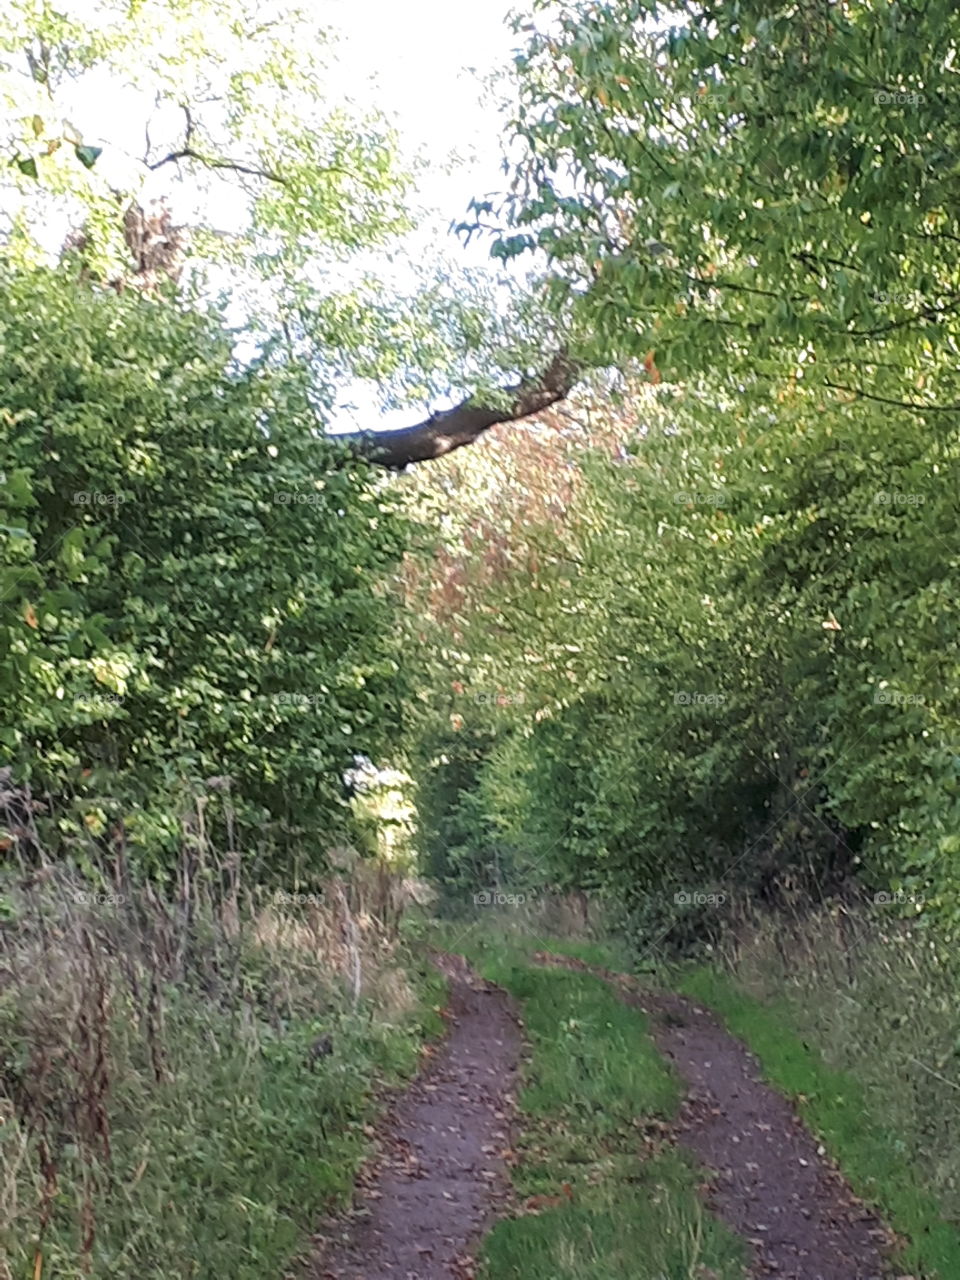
[0,863,444,1280]
[422,0,960,933]
[0,269,413,886]
[410,377,960,942]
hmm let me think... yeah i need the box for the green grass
[419,912,633,976]
[681,965,960,1279]
[471,949,748,1279]
[481,1154,741,1280]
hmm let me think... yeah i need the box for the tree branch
[847,294,960,337]
[823,380,960,412]
[336,352,582,468]
[146,107,352,185]
[146,146,289,184]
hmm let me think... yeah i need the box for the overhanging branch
[336,351,582,468]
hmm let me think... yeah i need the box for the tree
[21,1,960,473]
[1,0,411,282]
[1,0,593,469]
[398,0,960,933]
[486,0,960,410]
[336,351,581,467]
[0,268,412,878]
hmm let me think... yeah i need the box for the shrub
[0,268,413,882]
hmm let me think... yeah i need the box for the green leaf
[74,144,103,170]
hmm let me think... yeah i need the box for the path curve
[534,953,896,1280]
[307,953,521,1280]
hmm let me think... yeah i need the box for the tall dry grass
[0,822,440,1280]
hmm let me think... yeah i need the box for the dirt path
[307,953,522,1280]
[534,953,895,1280]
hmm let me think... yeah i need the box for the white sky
[329,0,519,219]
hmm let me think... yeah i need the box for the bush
[0,268,413,881]
[413,379,960,936]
